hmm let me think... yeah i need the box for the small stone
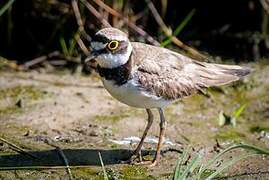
[15,99,23,108]
[24,130,30,136]
[89,131,98,137]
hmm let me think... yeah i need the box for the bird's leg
[150,108,166,167]
[131,108,167,167]
[130,109,153,162]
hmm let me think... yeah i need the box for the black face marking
[97,52,133,86]
[91,34,110,43]
[92,48,109,55]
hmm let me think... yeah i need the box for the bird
[84,27,250,166]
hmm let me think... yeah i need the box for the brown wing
[131,42,250,100]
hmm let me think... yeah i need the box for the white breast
[102,78,172,108]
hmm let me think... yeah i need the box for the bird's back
[131,42,250,100]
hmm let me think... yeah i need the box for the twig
[146,0,170,35]
[71,0,85,33]
[0,136,38,160]
[91,0,160,46]
[43,139,73,180]
[260,0,269,14]
[80,0,111,28]
[23,51,60,69]
[23,56,47,69]
[71,0,91,51]
[0,56,23,71]
[260,0,269,49]
[145,0,207,61]
[23,51,80,69]
[74,33,90,55]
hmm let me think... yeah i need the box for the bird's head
[85,28,132,68]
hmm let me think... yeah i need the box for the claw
[121,150,158,167]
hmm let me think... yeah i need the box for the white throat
[96,42,132,68]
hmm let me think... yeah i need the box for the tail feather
[213,64,251,78]
[193,61,251,87]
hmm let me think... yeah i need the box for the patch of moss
[0,123,48,151]
[72,168,100,179]
[121,165,154,179]
[0,106,22,115]
[0,86,48,115]
[215,130,245,141]
[110,143,120,149]
[249,126,269,133]
[98,168,123,180]
[0,85,45,101]
[0,123,29,135]
[183,94,206,111]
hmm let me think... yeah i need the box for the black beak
[84,50,99,64]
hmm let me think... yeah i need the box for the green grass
[0,86,45,101]
[0,86,46,115]
[0,0,15,17]
[249,126,269,133]
[161,9,196,47]
[218,104,247,127]
[173,143,269,180]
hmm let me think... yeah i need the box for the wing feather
[131,42,250,100]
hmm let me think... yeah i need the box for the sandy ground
[0,62,269,179]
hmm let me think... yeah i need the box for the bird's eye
[107,40,119,50]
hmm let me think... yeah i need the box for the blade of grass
[161,0,168,17]
[98,152,108,180]
[233,104,247,119]
[173,160,181,179]
[196,144,269,179]
[173,146,191,180]
[231,104,247,127]
[205,153,256,180]
[68,35,77,57]
[56,147,73,180]
[0,0,15,16]
[60,37,69,57]
[189,154,202,173]
[0,136,38,160]
[179,153,202,179]
[173,153,183,179]
[161,9,196,47]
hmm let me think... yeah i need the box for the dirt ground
[0,61,269,179]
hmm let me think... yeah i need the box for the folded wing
[132,42,250,100]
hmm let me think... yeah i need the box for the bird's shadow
[0,148,155,169]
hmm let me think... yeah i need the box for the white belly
[102,78,172,108]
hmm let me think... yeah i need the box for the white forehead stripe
[96,32,127,41]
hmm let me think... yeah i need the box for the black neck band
[97,54,132,86]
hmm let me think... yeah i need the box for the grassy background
[0,0,268,65]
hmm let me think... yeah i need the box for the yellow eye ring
[107,40,119,50]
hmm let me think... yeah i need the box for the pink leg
[150,108,166,167]
[133,109,153,157]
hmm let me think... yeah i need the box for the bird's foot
[121,150,144,164]
[120,150,143,164]
[131,159,158,167]
[121,150,158,167]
